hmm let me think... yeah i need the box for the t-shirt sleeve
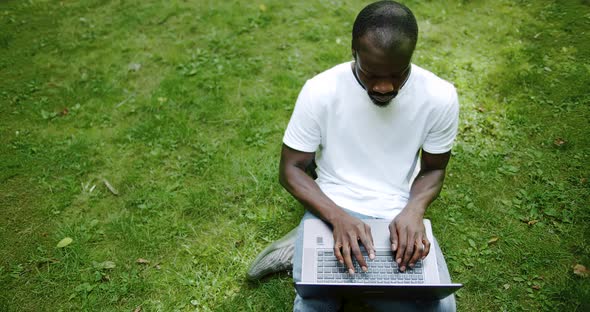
[282,80,322,153]
[422,87,459,154]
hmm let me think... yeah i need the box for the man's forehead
[355,39,412,75]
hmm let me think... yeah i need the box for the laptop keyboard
[316,249,424,284]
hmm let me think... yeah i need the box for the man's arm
[389,150,451,271]
[279,144,375,274]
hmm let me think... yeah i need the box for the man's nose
[371,80,395,94]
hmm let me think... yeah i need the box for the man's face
[352,36,413,107]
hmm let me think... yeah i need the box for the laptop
[295,218,462,300]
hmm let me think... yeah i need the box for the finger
[341,243,355,274]
[395,226,407,268]
[408,235,424,268]
[401,231,415,272]
[362,225,375,260]
[422,236,431,260]
[350,238,368,272]
[334,242,344,264]
[389,223,398,254]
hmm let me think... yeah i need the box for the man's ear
[351,49,357,60]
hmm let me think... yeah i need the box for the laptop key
[375,250,390,256]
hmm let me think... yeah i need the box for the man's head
[351,1,418,106]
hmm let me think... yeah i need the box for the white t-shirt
[283,62,459,219]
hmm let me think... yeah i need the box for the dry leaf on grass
[553,137,566,147]
[133,305,142,312]
[103,178,119,196]
[573,264,589,278]
[56,237,73,248]
[136,258,150,265]
[488,237,499,244]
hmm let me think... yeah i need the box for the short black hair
[352,1,418,54]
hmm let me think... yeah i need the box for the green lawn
[1,0,589,311]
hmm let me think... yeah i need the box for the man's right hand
[279,145,375,273]
[331,214,376,274]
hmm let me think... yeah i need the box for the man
[248,1,459,310]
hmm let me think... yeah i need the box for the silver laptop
[295,218,462,300]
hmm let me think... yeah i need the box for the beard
[368,91,398,107]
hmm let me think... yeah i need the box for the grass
[0,0,589,311]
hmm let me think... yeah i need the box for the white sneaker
[247,227,298,281]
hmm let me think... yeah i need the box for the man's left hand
[388,208,431,272]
